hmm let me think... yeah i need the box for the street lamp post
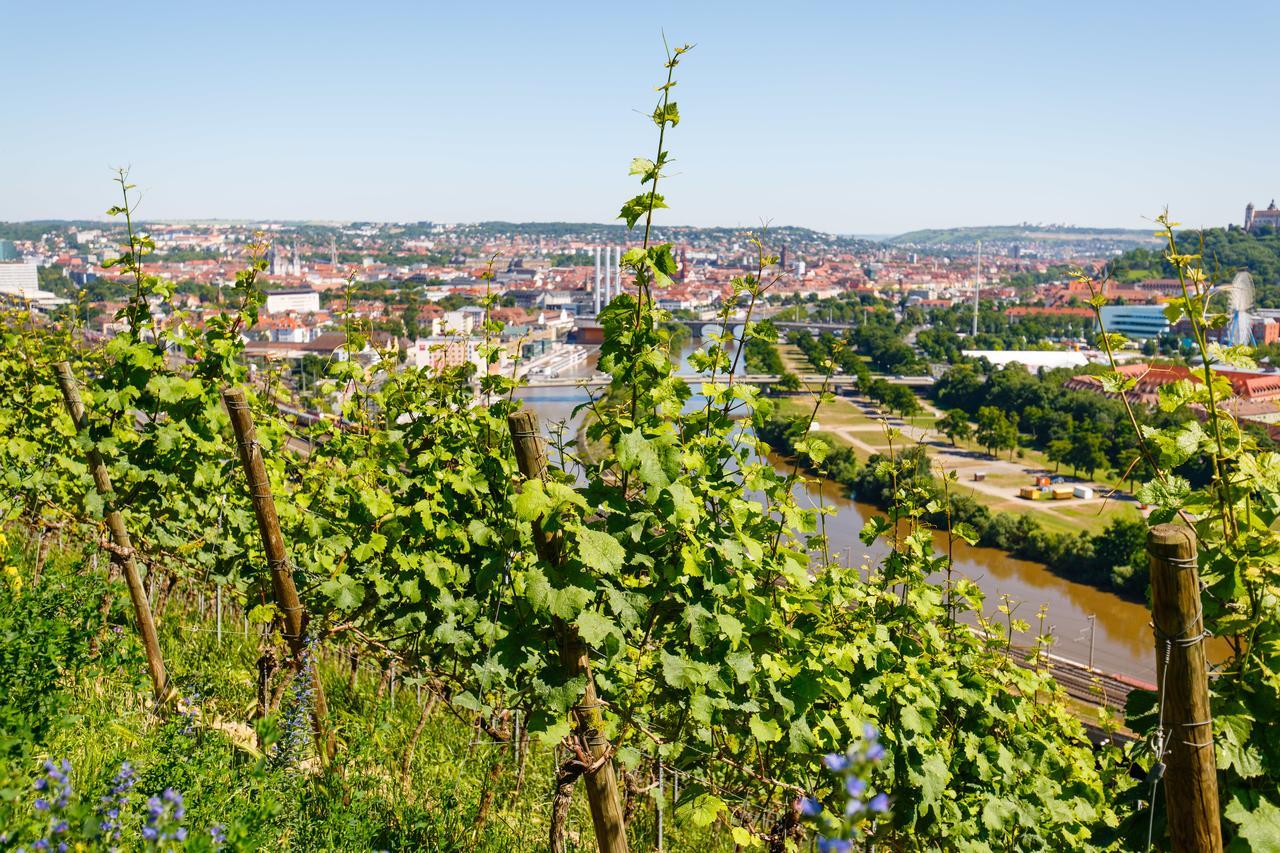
[1087,614,1096,671]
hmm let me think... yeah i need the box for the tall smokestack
[594,246,602,315]
[614,245,622,298]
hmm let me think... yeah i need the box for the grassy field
[770,387,1141,536]
[0,543,735,853]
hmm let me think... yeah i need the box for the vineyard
[1,47,1279,853]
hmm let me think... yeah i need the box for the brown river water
[516,341,1173,684]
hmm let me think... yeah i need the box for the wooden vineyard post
[222,387,334,765]
[55,361,170,704]
[508,411,629,853]
[1147,524,1222,853]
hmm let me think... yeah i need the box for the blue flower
[34,798,49,812]
[863,723,879,741]
[141,826,158,841]
[33,778,47,792]
[817,837,853,853]
[210,824,227,844]
[845,777,866,798]
[798,796,822,817]
[823,753,850,772]
[864,742,885,762]
[869,792,890,814]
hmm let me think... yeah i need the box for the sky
[2,0,1277,234]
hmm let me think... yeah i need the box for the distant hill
[887,225,1163,250]
[0,221,107,242]
[1108,225,1280,307]
[457,221,879,251]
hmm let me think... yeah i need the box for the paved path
[810,392,1135,523]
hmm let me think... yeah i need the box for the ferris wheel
[1221,271,1256,347]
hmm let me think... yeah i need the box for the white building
[0,262,68,309]
[961,350,1092,369]
[430,310,475,337]
[264,289,321,315]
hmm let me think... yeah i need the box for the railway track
[1005,645,1154,744]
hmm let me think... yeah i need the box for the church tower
[1246,202,1255,231]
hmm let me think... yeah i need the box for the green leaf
[715,611,743,647]
[689,793,726,828]
[575,527,626,574]
[513,478,553,522]
[319,573,364,611]
[524,566,593,619]
[666,481,700,523]
[616,429,672,488]
[575,609,618,647]
[618,193,667,229]
[652,101,680,127]
[748,715,783,743]
[661,651,708,689]
[1226,793,1280,851]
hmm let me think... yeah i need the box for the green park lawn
[771,387,1138,537]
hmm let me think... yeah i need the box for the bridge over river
[523,372,935,389]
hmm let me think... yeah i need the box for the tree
[933,364,984,411]
[975,406,1018,459]
[937,409,972,446]
[1046,437,1072,473]
[774,371,802,393]
[1065,429,1108,480]
[884,385,922,419]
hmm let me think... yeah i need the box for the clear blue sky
[2,0,1276,234]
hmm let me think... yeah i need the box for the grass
[773,386,1134,537]
[0,543,733,853]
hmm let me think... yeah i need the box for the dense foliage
[1075,217,1280,847]
[4,52,1277,853]
[1107,224,1280,305]
[756,416,1150,597]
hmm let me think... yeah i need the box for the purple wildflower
[822,753,850,772]
[799,796,822,817]
[868,793,890,813]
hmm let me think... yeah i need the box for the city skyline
[3,0,1277,233]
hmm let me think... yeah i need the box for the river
[516,339,1162,684]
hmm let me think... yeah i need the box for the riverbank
[756,408,1149,599]
[518,341,1165,681]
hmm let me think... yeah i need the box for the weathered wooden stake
[657,763,665,852]
[223,386,334,765]
[55,362,170,704]
[508,410,629,853]
[1148,524,1222,853]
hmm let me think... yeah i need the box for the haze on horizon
[3,0,1276,235]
